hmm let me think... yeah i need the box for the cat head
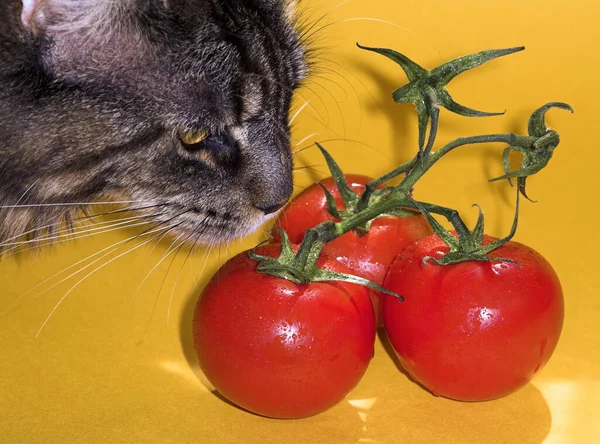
[0,0,307,245]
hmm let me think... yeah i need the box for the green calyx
[248,228,404,300]
[358,43,524,153]
[489,102,574,201]
[408,192,521,266]
[316,143,413,234]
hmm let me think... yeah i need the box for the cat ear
[20,0,44,30]
[19,0,117,35]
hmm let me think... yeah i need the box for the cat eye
[178,130,240,167]
[179,129,208,146]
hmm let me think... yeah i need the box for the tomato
[382,233,564,401]
[274,175,432,324]
[192,244,376,419]
[275,174,374,239]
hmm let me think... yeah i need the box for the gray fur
[0,0,307,246]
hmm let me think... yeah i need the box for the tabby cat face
[0,0,307,244]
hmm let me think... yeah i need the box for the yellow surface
[1,1,598,443]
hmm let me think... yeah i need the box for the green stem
[336,196,406,235]
[358,158,417,210]
[368,158,418,189]
[400,133,536,190]
[290,222,332,272]
[293,132,537,265]
[423,99,440,156]
[406,201,471,235]
[294,192,410,263]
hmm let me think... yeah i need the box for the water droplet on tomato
[491,263,510,275]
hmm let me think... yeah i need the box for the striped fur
[0,0,308,247]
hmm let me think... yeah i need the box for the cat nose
[254,200,287,215]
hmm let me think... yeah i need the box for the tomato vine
[250,45,573,293]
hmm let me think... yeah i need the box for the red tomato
[192,244,376,419]
[275,174,374,239]
[274,175,432,324]
[382,234,564,401]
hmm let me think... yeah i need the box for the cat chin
[182,210,280,245]
[212,212,279,243]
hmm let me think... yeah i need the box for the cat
[0,0,308,251]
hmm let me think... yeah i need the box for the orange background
[1,1,598,443]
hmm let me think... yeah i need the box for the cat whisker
[0,204,158,251]
[0,200,142,209]
[0,213,158,249]
[248,73,331,127]
[0,221,114,257]
[290,108,352,144]
[305,17,411,42]
[17,181,39,202]
[258,228,274,243]
[4,180,39,222]
[0,223,169,320]
[21,225,172,305]
[66,212,155,235]
[293,164,324,171]
[77,203,169,223]
[2,204,160,245]
[306,74,350,103]
[63,212,160,236]
[293,164,327,177]
[298,0,354,42]
[0,213,160,247]
[141,232,194,338]
[167,233,203,325]
[156,230,197,301]
[311,58,389,135]
[34,224,181,338]
[290,100,311,124]
[298,137,390,160]
[131,231,190,305]
[0,219,63,247]
[217,244,223,277]
[306,17,442,60]
[309,62,366,135]
[294,132,321,149]
[303,77,348,148]
[224,241,233,260]
[292,144,317,156]
[7,213,186,314]
[141,214,197,265]
[194,241,215,287]
[295,83,331,126]
[247,74,350,146]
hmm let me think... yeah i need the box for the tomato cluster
[273,175,432,325]
[192,175,564,418]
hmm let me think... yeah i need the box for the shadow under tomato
[179,281,224,399]
[353,332,553,444]
[377,328,438,397]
